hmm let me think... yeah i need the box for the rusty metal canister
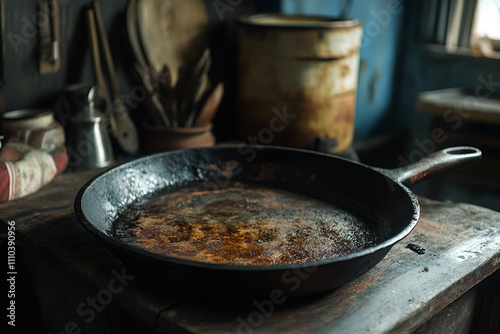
[236,14,363,153]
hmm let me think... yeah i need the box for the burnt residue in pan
[111,182,382,266]
[406,243,425,255]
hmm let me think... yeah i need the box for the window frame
[417,0,500,62]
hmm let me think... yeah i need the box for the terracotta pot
[142,123,215,152]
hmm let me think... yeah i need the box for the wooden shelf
[417,88,500,124]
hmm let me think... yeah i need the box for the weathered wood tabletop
[1,168,500,333]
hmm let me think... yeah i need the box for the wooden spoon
[93,2,139,154]
[193,82,224,127]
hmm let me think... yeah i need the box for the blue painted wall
[281,0,406,139]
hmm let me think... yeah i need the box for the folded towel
[0,134,68,203]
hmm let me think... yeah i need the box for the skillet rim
[74,145,420,272]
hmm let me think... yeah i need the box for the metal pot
[237,14,363,153]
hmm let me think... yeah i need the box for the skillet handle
[373,146,482,187]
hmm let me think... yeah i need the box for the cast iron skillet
[75,146,481,298]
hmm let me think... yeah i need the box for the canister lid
[1,109,55,133]
[2,108,53,121]
[237,14,360,30]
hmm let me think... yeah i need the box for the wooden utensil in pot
[193,82,224,127]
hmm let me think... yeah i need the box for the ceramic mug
[1,108,65,151]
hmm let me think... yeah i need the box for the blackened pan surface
[75,146,418,297]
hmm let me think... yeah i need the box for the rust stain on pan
[253,163,279,181]
[111,182,380,266]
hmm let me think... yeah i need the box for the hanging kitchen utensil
[92,2,139,155]
[86,9,111,122]
[38,0,61,74]
[87,8,131,155]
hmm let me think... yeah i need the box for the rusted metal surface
[237,14,362,152]
[112,182,379,265]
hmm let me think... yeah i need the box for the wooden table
[1,168,500,333]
